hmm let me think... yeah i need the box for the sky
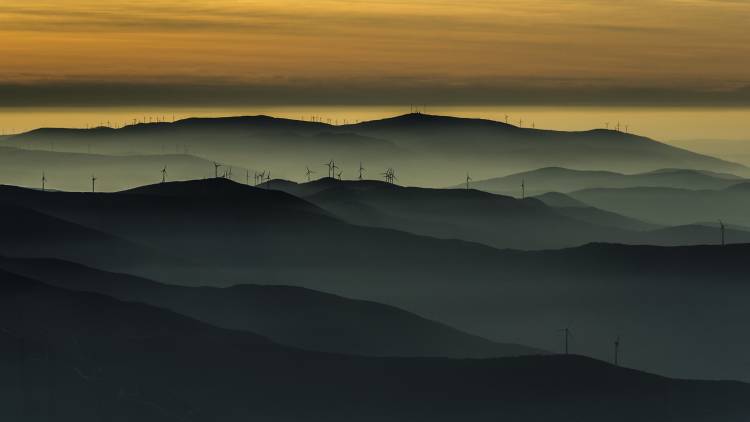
[1,0,749,106]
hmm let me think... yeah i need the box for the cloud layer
[1,0,748,105]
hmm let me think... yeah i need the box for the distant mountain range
[465,166,745,197]
[3,269,749,421]
[3,113,745,186]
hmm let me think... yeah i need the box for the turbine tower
[41,172,47,191]
[213,162,222,178]
[359,162,365,180]
[91,175,97,193]
[521,179,526,199]
[559,327,572,354]
[466,173,472,190]
[719,220,726,246]
[161,166,167,183]
[306,166,315,182]
[614,336,621,366]
[331,160,340,178]
[323,160,334,178]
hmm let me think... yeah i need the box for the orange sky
[1,1,749,105]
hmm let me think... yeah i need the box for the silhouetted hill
[534,192,660,231]
[534,191,589,207]
[0,146,234,191]
[468,166,746,196]
[552,205,661,232]
[0,179,509,283]
[345,114,745,176]
[265,178,741,248]
[637,224,750,245]
[3,269,749,422]
[569,185,750,226]
[0,199,171,269]
[4,180,750,380]
[4,115,404,184]
[5,113,745,186]
[0,256,540,358]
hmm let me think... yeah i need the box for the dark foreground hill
[2,270,749,422]
[0,256,539,359]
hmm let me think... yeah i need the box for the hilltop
[466,166,746,196]
[0,255,541,359]
[2,179,750,380]
[3,113,745,186]
[3,269,749,422]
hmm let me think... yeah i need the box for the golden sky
[1,0,749,105]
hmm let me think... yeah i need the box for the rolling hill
[4,113,745,186]
[3,269,749,422]
[0,255,540,359]
[466,166,746,197]
[3,180,750,380]
[568,184,750,227]
[0,145,248,191]
[263,178,750,248]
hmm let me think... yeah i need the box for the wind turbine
[381,168,395,184]
[323,160,334,178]
[91,175,97,193]
[258,170,266,186]
[306,166,315,182]
[614,336,621,366]
[559,327,573,354]
[161,166,167,183]
[358,162,365,180]
[213,162,222,178]
[719,220,726,246]
[331,160,340,178]
[521,178,526,199]
[41,172,47,191]
[466,173,472,190]
[336,169,343,180]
